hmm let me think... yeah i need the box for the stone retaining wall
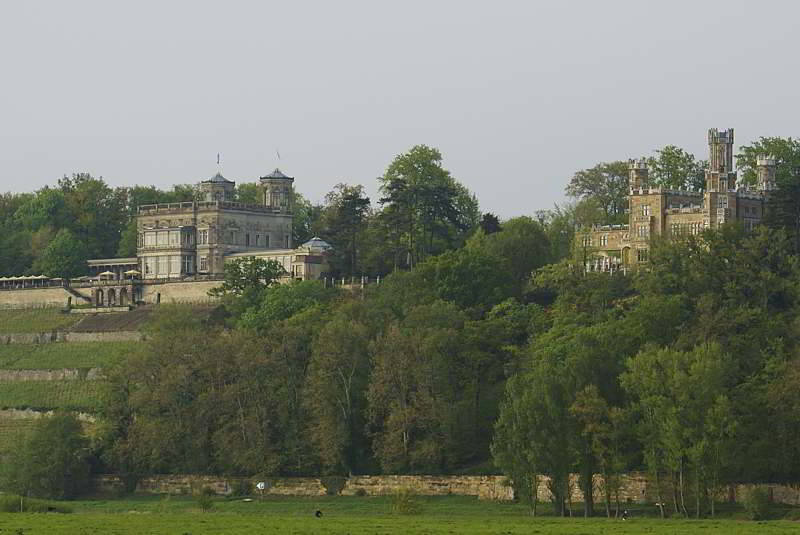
[140,281,220,305]
[342,475,513,500]
[0,368,103,381]
[0,331,143,344]
[0,288,73,309]
[0,408,96,422]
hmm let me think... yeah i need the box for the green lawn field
[0,309,81,333]
[0,341,138,369]
[1,495,798,534]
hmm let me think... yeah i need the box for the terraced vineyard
[0,308,82,333]
[0,380,106,412]
[0,416,36,453]
[0,341,139,369]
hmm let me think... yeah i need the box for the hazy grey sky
[1,1,798,217]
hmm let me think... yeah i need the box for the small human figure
[315,510,323,518]
[621,509,629,521]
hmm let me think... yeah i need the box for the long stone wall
[0,281,221,309]
[342,475,514,500]
[94,474,509,499]
[91,473,800,506]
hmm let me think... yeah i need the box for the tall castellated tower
[706,128,736,192]
[704,128,738,228]
[628,159,649,191]
[756,156,777,192]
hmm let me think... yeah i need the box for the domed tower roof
[260,168,294,181]
[300,237,332,252]
[202,172,235,184]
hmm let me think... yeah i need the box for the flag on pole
[217,153,220,165]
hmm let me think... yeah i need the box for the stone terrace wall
[140,281,220,305]
[0,288,73,309]
[0,368,103,381]
[0,331,143,344]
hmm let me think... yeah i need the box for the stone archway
[622,247,631,266]
[95,288,104,307]
[119,287,129,306]
[108,288,116,307]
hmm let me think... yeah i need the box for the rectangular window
[182,256,193,274]
[265,234,270,248]
[641,204,651,217]
[637,249,649,262]
[600,235,608,246]
[198,230,208,244]
[255,234,260,246]
[637,225,649,238]
[169,230,180,245]
[170,256,181,276]
[245,233,250,247]
[199,256,208,271]
[285,235,290,249]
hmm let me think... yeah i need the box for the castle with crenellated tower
[580,128,775,271]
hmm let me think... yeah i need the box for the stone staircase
[64,285,91,305]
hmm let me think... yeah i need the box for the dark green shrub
[391,488,422,515]
[743,486,771,520]
[196,492,214,512]
[354,488,367,497]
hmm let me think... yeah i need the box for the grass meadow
[1,495,799,534]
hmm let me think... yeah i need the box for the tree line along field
[2,496,800,534]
